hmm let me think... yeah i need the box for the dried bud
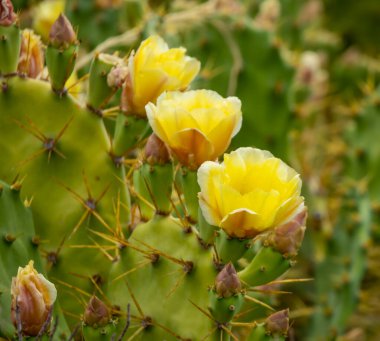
[107,64,128,89]
[18,30,44,78]
[83,296,110,327]
[265,309,289,336]
[120,69,135,114]
[11,261,57,336]
[49,14,76,48]
[144,134,171,165]
[0,0,16,26]
[268,207,307,257]
[215,263,241,298]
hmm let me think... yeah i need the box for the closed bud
[268,207,307,257]
[265,309,289,336]
[215,263,241,298]
[49,14,76,48]
[18,30,44,78]
[11,261,57,336]
[83,296,110,327]
[144,134,170,165]
[0,0,16,26]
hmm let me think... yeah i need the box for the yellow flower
[11,261,57,336]
[18,30,44,79]
[33,0,65,41]
[146,90,242,169]
[198,147,305,238]
[122,35,200,115]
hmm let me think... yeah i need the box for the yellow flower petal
[133,68,168,111]
[220,209,260,238]
[198,161,224,225]
[171,128,214,167]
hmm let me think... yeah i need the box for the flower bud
[18,29,44,78]
[267,207,307,257]
[11,261,57,336]
[0,0,16,26]
[83,296,110,327]
[144,134,170,165]
[215,263,241,298]
[49,14,76,48]
[265,309,289,336]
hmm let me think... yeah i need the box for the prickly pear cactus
[308,187,372,340]
[0,181,69,339]
[0,1,309,340]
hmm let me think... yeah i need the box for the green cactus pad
[0,76,130,325]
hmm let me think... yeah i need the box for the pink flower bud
[83,296,110,327]
[49,14,76,48]
[268,207,307,257]
[215,263,241,298]
[265,309,289,335]
[144,134,171,165]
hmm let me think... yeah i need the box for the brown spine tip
[215,262,241,298]
[83,296,110,327]
[265,309,289,336]
[0,0,16,26]
[49,14,77,48]
[144,133,171,165]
